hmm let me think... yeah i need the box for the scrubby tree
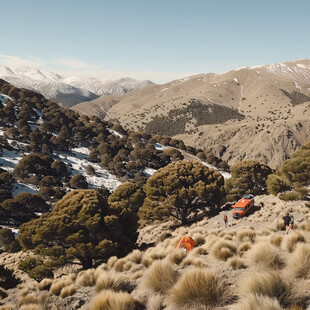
[69,174,88,189]
[267,142,310,200]
[13,153,55,181]
[225,160,273,201]
[108,182,145,213]
[138,161,225,225]
[13,192,49,213]
[17,189,139,270]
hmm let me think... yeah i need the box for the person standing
[223,214,228,227]
[286,215,294,234]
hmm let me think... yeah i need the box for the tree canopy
[138,160,225,225]
[225,160,273,201]
[17,189,139,270]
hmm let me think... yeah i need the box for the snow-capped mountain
[0,66,153,107]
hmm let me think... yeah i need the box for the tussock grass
[0,306,14,310]
[141,256,153,268]
[168,268,231,309]
[107,256,118,268]
[270,235,283,247]
[181,257,206,268]
[189,245,208,256]
[113,258,126,272]
[246,242,286,269]
[126,250,143,264]
[237,242,252,255]
[19,305,42,310]
[211,240,237,261]
[230,294,283,310]
[76,269,96,287]
[192,233,205,246]
[300,220,310,231]
[143,260,178,294]
[239,270,296,308]
[60,284,76,298]
[37,278,53,291]
[18,293,38,307]
[96,271,133,293]
[287,243,310,279]
[236,228,256,242]
[282,232,306,253]
[168,249,186,265]
[227,255,246,270]
[149,248,169,260]
[50,276,73,296]
[130,271,144,280]
[90,290,142,310]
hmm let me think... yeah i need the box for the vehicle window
[234,207,244,211]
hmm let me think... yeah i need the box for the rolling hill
[73,59,310,168]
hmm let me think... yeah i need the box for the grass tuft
[282,232,306,253]
[50,276,73,296]
[239,270,296,308]
[227,255,246,270]
[230,293,283,310]
[37,278,53,291]
[236,228,256,242]
[143,259,178,294]
[90,290,142,310]
[168,249,186,265]
[76,269,96,287]
[168,268,231,309]
[211,240,237,261]
[270,235,283,248]
[60,284,76,298]
[246,242,286,269]
[237,242,252,256]
[286,243,310,279]
[96,271,133,293]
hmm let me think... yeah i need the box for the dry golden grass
[60,284,76,298]
[211,240,237,261]
[113,258,126,272]
[141,256,153,268]
[236,228,256,242]
[50,276,73,296]
[237,241,252,255]
[37,278,53,291]
[270,234,283,247]
[168,249,186,265]
[246,242,286,269]
[167,268,231,309]
[19,305,42,310]
[90,290,142,310]
[76,268,96,287]
[0,306,14,310]
[239,270,296,308]
[106,256,118,268]
[142,259,178,294]
[192,233,205,246]
[126,250,143,264]
[230,293,283,310]
[96,271,133,293]
[300,220,310,232]
[286,243,310,279]
[18,293,38,307]
[227,255,246,270]
[181,257,206,268]
[130,271,144,280]
[282,231,306,253]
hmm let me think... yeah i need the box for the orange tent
[176,236,196,252]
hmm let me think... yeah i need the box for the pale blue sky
[0,0,309,83]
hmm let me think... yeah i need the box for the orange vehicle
[232,194,254,218]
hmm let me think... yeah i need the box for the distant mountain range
[0,66,152,107]
[73,59,310,169]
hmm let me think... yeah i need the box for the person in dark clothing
[283,214,291,230]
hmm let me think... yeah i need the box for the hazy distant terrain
[74,59,310,168]
[0,66,152,108]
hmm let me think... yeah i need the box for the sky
[0,0,309,83]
